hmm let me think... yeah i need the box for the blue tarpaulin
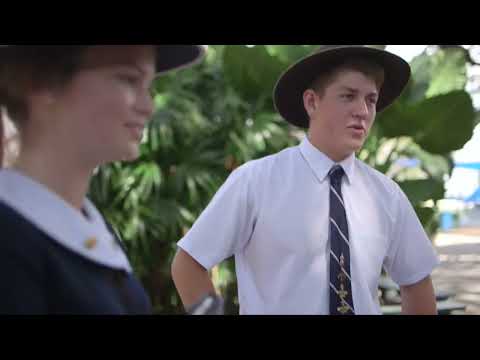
[455,162,480,170]
[446,163,480,203]
[466,188,480,203]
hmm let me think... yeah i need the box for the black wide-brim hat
[154,45,206,74]
[273,45,411,129]
[0,45,206,75]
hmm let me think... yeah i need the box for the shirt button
[84,237,98,250]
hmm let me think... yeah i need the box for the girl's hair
[0,46,89,128]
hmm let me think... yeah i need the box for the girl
[0,45,205,314]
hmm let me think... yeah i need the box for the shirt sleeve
[177,162,256,270]
[383,183,440,286]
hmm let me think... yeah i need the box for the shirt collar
[298,136,356,185]
[0,169,132,273]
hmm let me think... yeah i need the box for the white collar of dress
[0,169,132,273]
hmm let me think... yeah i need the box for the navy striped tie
[328,165,355,315]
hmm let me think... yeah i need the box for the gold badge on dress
[84,237,98,250]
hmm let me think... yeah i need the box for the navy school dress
[0,170,152,315]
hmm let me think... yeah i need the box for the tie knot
[329,165,345,184]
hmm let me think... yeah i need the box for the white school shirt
[178,137,440,315]
[0,169,132,273]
